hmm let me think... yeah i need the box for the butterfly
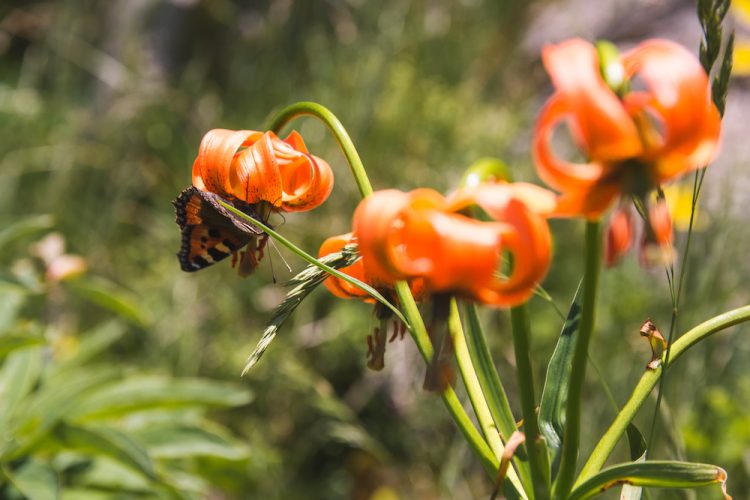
[173,186,268,274]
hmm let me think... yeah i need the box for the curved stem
[553,221,601,499]
[267,101,373,198]
[511,305,551,500]
[577,304,750,486]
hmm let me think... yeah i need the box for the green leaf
[462,303,517,442]
[69,376,252,420]
[539,281,582,476]
[52,423,157,480]
[0,332,46,359]
[0,215,54,250]
[621,425,648,499]
[0,347,45,431]
[3,459,59,500]
[0,283,27,334]
[65,277,148,327]
[569,461,730,500]
[50,321,125,376]
[135,424,249,460]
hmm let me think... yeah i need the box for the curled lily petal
[192,129,261,197]
[649,197,673,246]
[542,38,642,162]
[532,94,612,194]
[605,206,633,267]
[477,199,552,306]
[318,233,373,301]
[353,189,444,285]
[279,153,335,212]
[622,39,721,181]
[230,132,283,206]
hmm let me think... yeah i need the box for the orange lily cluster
[192,129,334,212]
[533,38,721,265]
[321,182,554,308]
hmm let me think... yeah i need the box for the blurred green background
[0,0,748,498]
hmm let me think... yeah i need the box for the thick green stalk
[553,221,601,499]
[511,304,550,500]
[267,101,373,198]
[450,300,527,496]
[577,304,750,485]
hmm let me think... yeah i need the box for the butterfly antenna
[269,237,292,273]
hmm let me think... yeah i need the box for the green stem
[577,304,750,486]
[553,221,601,499]
[267,101,373,198]
[511,305,551,500]
[393,284,508,482]
[450,300,527,496]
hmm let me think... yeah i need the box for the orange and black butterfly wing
[173,187,263,272]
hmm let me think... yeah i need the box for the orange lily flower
[352,184,553,307]
[318,232,423,370]
[192,129,334,212]
[533,38,721,219]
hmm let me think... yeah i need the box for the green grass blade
[242,245,359,374]
[569,461,730,500]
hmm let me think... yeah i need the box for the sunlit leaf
[0,347,45,430]
[69,376,252,420]
[0,332,46,359]
[52,422,157,480]
[135,424,249,460]
[539,281,582,476]
[569,461,731,500]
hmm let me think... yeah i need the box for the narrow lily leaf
[462,302,533,491]
[568,461,731,500]
[53,423,157,480]
[539,281,582,476]
[3,459,59,500]
[462,302,518,442]
[621,424,648,499]
[242,245,360,374]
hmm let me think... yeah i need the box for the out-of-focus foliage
[0,0,748,498]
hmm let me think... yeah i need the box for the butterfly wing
[173,187,262,272]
